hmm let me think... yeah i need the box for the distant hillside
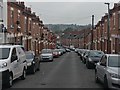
[45,24,91,34]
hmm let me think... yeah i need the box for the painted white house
[0,0,8,43]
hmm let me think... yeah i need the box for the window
[16,10,21,31]
[25,52,34,59]
[29,18,32,31]
[11,48,17,62]
[0,48,10,59]
[12,48,16,56]
[24,17,27,32]
[100,55,107,65]
[17,47,24,55]
[18,10,21,21]
[10,7,14,29]
[108,56,120,67]
[118,13,120,29]
[112,38,115,51]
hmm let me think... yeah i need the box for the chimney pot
[21,2,24,5]
[33,12,36,15]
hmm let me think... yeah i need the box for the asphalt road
[6,51,104,89]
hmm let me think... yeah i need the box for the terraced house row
[1,1,56,56]
[60,2,120,54]
[84,3,120,54]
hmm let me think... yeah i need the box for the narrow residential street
[6,51,103,89]
[1,1,120,90]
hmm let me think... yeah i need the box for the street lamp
[104,2,110,54]
[91,15,94,50]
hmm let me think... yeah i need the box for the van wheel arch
[6,71,13,88]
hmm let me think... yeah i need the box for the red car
[52,49,60,58]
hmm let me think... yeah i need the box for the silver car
[95,54,120,89]
[40,49,53,62]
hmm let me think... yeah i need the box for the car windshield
[108,56,120,67]
[90,51,104,57]
[0,48,10,59]
[42,49,52,53]
[26,53,34,59]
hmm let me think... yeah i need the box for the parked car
[57,49,65,56]
[60,48,66,54]
[75,48,79,53]
[86,50,104,69]
[79,49,87,61]
[82,49,90,64]
[66,48,71,52]
[25,51,40,74]
[52,49,60,58]
[0,45,27,87]
[40,49,53,62]
[76,49,81,56]
[95,54,120,89]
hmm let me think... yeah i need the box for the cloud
[25,2,115,25]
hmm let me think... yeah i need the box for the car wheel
[95,71,99,83]
[83,59,86,64]
[86,61,90,69]
[50,59,53,62]
[31,65,35,74]
[7,74,13,87]
[21,68,26,80]
[52,59,53,61]
[37,62,40,71]
[104,76,109,89]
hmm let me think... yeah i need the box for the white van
[0,45,27,87]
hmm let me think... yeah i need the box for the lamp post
[84,29,86,49]
[91,15,94,50]
[104,3,110,54]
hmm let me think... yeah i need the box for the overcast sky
[19,0,119,25]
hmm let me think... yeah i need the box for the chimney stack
[28,7,31,13]
[21,2,24,6]
[33,12,35,15]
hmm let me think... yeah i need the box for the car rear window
[26,53,34,59]
[42,49,52,53]
[90,51,104,57]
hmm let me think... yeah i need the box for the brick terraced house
[60,2,120,54]
[7,1,56,55]
[84,3,120,54]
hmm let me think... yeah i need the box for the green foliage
[45,24,91,34]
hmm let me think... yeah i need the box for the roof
[0,45,22,48]
[106,54,120,56]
